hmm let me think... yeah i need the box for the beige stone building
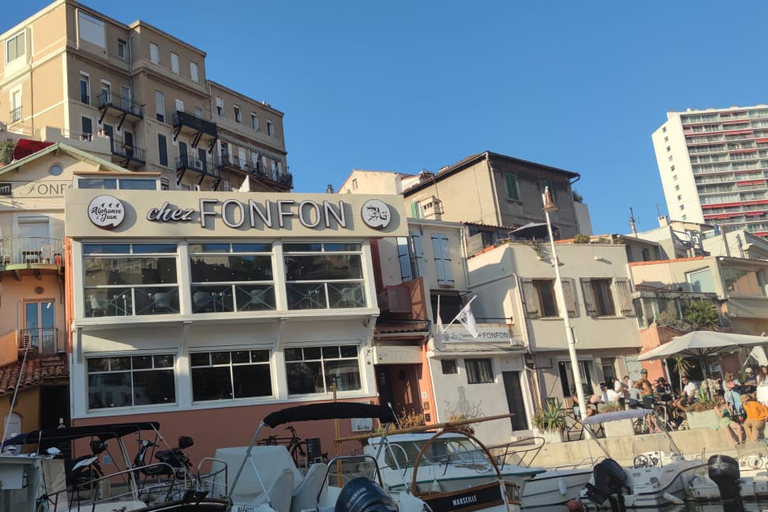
[0,0,290,193]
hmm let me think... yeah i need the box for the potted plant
[685,387,718,430]
[532,402,567,443]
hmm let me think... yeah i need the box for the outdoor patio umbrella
[637,331,768,381]
[637,331,768,362]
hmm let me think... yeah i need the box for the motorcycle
[67,439,106,491]
[133,435,194,480]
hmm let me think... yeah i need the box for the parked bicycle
[257,425,327,468]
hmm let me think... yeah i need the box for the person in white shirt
[600,381,620,404]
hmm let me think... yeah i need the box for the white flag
[455,302,479,338]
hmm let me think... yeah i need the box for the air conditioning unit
[19,334,32,351]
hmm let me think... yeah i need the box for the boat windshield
[382,438,483,468]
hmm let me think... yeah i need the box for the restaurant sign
[441,325,523,346]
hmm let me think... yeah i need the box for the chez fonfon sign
[87,195,393,231]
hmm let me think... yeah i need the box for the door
[179,141,188,168]
[102,124,114,152]
[18,217,49,263]
[121,85,131,112]
[502,371,529,431]
[24,300,55,353]
[198,148,208,173]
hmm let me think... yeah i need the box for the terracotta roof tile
[0,354,68,396]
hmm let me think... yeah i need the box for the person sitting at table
[724,372,744,419]
[655,377,673,402]
[714,395,744,446]
[600,380,620,405]
[741,394,768,442]
[572,385,597,419]
[743,366,758,397]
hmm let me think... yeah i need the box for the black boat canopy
[2,421,160,447]
[263,403,396,428]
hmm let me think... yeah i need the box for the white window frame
[267,120,274,137]
[149,42,160,64]
[189,61,199,82]
[6,31,25,64]
[170,52,180,73]
[155,90,165,122]
[215,97,224,117]
[234,105,242,123]
[117,39,126,60]
[80,72,91,105]
[250,113,259,130]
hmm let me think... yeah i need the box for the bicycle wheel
[290,441,309,468]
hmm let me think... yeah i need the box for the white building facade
[652,106,768,237]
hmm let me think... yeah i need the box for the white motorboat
[218,402,521,512]
[687,450,768,503]
[359,428,592,509]
[578,409,708,510]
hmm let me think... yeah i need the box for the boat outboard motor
[335,477,397,512]
[708,454,744,512]
[584,458,627,508]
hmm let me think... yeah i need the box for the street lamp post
[542,187,590,435]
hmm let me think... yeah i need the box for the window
[441,359,458,375]
[83,243,179,317]
[284,243,366,310]
[189,242,275,313]
[194,107,203,119]
[465,359,493,384]
[175,98,184,113]
[155,91,165,122]
[431,234,454,286]
[215,97,224,116]
[87,354,175,409]
[540,179,551,193]
[664,136,668,142]
[396,237,414,281]
[251,113,259,130]
[81,117,93,139]
[233,105,242,123]
[662,126,667,133]
[677,195,682,200]
[149,42,159,64]
[267,121,274,137]
[668,155,673,162]
[285,345,360,395]
[723,267,766,296]
[117,39,126,59]
[78,12,105,47]
[5,31,25,63]
[675,185,680,191]
[77,177,156,190]
[10,90,21,123]
[190,62,199,82]
[170,52,179,73]
[670,165,675,171]
[410,201,422,219]
[679,204,685,210]
[581,278,625,317]
[505,174,519,200]
[158,134,168,166]
[558,360,593,397]
[160,177,170,191]
[80,73,90,104]
[191,349,272,401]
[666,146,671,152]
[521,278,577,318]
[687,268,716,293]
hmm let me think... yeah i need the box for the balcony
[172,110,218,151]
[0,237,63,279]
[10,106,22,123]
[247,160,293,191]
[176,153,221,189]
[97,91,143,131]
[215,155,249,175]
[19,327,61,354]
[111,140,146,169]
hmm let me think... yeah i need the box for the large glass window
[77,177,156,190]
[6,32,25,63]
[284,345,360,395]
[190,349,272,401]
[83,243,179,317]
[87,354,175,409]
[189,243,275,313]
[723,267,766,296]
[284,243,366,310]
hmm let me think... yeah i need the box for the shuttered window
[505,174,519,200]
[396,237,413,281]
[410,230,425,278]
[561,279,578,317]
[613,278,634,316]
[581,278,617,317]
[521,279,541,318]
[431,234,453,286]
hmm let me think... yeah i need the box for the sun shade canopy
[262,402,396,428]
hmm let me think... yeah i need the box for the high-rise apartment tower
[652,105,768,238]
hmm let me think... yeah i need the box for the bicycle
[257,426,328,469]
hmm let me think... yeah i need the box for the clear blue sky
[7,1,768,235]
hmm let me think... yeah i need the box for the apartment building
[0,0,289,193]
[652,105,768,238]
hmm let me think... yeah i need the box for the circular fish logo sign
[88,195,125,230]
[361,199,391,230]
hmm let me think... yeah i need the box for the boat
[577,409,708,510]
[0,421,229,512]
[215,402,521,512]
[352,418,592,509]
[686,448,768,503]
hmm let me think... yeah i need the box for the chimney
[658,215,669,227]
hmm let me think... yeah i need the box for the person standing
[756,365,768,406]
[741,394,768,442]
[637,369,661,432]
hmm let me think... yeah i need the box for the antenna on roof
[629,207,637,237]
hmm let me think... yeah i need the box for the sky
[6,1,768,235]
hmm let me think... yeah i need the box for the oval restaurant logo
[361,199,391,230]
[88,195,125,230]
